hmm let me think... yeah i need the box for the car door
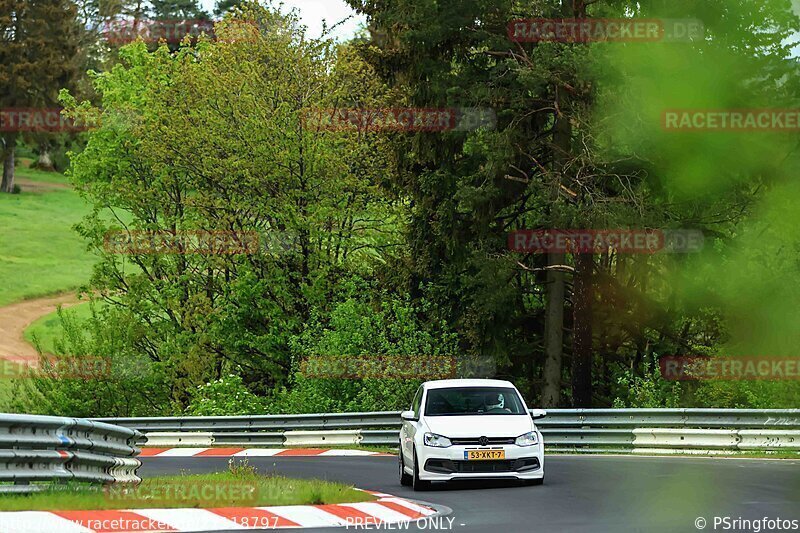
[402,385,424,465]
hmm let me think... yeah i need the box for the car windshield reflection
[425,387,527,416]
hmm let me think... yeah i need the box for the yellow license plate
[464,450,505,460]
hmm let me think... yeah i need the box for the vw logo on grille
[479,436,489,446]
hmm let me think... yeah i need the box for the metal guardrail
[97,412,401,432]
[95,409,800,453]
[0,414,144,493]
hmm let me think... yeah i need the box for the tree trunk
[541,251,566,406]
[539,21,575,404]
[1,136,16,193]
[572,252,594,407]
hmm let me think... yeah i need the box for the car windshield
[424,387,526,416]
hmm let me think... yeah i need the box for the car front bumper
[417,442,545,481]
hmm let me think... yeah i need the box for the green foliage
[612,364,683,409]
[186,278,460,416]
[18,0,800,416]
[188,374,269,415]
[26,303,93,355]
[52,4,403,413]
[214,0,244,16]
[693,381,800,409]
[348,0,800,408]
[0,0,80,108]
[0,0,81,192]
[273,280,460,414]
[11,303,170,417]
[227,457,258,477]
[150,0,208,19]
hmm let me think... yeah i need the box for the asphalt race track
[139,454,800,533]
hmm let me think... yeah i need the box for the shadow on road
[420,478,545,492]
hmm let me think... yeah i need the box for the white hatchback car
[399,379,545,490]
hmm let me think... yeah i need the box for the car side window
[411,386,423,414]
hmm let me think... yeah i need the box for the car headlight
[423,432,452,448]
[515,431,539,447]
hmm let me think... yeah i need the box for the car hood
[423,414,533,438]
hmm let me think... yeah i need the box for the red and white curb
[139,448,394,458]
[0,491,437,532]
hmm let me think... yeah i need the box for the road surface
[139,453,800,532]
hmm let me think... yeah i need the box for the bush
[612,363,683,408]
[11,302,170,417]
[187,374,269,416]
[271,279,461,414]
[692,381,800,409]
[182,280,461,416]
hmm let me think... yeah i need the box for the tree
[348,0,799,408]
[58,4,402,411]
[0,0,79,192]
[214,0,243,17]
[347,0,613,405]
[150,0,207,19]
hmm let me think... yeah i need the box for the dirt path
[0,293,81,363]
[15,178,71,193]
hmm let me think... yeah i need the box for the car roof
[423,378,516,390]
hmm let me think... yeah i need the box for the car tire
[399,452,412,486]
[412,447,430,491]
[523,477,544,486]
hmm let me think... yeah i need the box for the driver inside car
[485,393,507,412]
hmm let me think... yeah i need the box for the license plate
[464,450,505,460]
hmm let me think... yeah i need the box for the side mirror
[401,410,418,421]
[530,409,547,420]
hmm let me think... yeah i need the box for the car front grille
[449,437,516,445]
[424,457,540,474]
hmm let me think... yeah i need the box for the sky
[200,0,365,40]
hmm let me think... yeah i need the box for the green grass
[14,164,72,186]
[25,303,94,355]
[0,166,95,306]
[0,471,375,511]
[140,444,399,454]
[322,445,397,454]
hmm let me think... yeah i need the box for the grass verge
[0,470,375,511]
[319,444,397,454]
[0,166,94,307]
[138,444,398,454]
